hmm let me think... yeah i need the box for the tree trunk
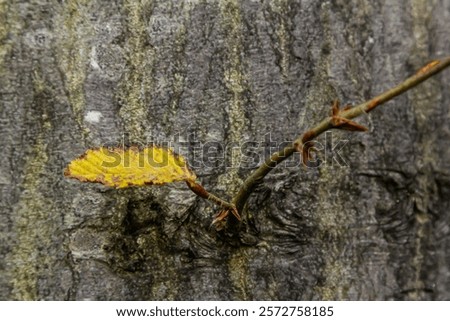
[1,0,449,300]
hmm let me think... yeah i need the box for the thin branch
[230,56,450,215]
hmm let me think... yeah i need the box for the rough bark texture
[1,0,449,300]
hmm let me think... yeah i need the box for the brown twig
[225,56,450,219]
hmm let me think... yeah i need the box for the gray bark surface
[1,0,449,300]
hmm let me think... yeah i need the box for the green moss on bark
[9,75,54,300]
[217,0,248,196]
[55,0,93,139]
[117,0,155,142]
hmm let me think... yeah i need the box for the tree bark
[1,0,449,300]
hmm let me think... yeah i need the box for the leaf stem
[232,56,450,214]
[186,180,240,220]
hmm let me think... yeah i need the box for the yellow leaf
[64,146,196,188]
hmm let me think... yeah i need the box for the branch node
[330,99,368,131]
